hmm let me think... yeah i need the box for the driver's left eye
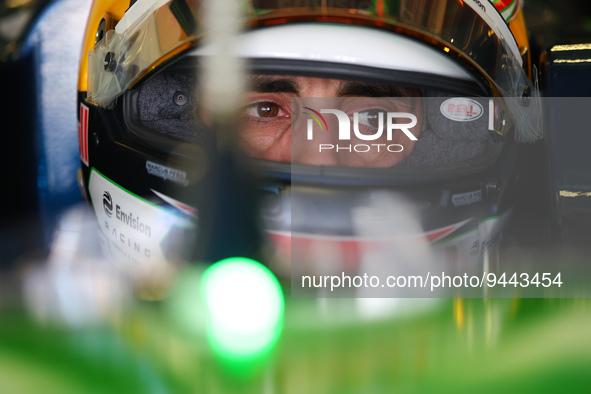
[255,102,279,117]
[358,109,384,128]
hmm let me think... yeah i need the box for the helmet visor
[88,0,540,143]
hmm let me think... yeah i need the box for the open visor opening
[121,56,503,183]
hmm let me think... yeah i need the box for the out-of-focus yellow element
[453,298,465,330]
[553,59,591,64]
[551,43,591,52]
[508,8,530,67]
[78,0,128,92]
[6,0,33,8]
[559,190,591,197]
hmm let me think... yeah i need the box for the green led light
[201,257,284,359]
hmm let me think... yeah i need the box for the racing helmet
[77,0,542,283]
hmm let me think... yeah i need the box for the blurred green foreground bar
[1,295,590,393]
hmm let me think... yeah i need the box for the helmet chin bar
[264,143,521,288]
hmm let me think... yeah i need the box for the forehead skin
[246,75,419,97]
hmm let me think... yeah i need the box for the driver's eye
[256,102,279,117]
[358,109,384,128]
[365,110,381,128]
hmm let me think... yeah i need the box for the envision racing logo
[303,107,418,153]
[103,191,113,217]
[102,189,152,238]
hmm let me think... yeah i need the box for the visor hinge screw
[104,52,116,72]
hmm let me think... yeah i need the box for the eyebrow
[247,75,299,93]
[246,75,415,98]
[337,82,407,97]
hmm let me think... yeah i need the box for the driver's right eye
[357,109,385,128]
[246,102,280,118]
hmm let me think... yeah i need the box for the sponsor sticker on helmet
[492,0,521,22]
[452,190,483,207]
[88,169,194,271]
[440,98,483,122]
[146,161,189,186]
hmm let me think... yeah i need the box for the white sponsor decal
[452,190,483,207]
[146,161,189,186]
[89,169,194,271]
[440,98,483,122]
[151,189,198,217]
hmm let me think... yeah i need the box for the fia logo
[103,191,113,218]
